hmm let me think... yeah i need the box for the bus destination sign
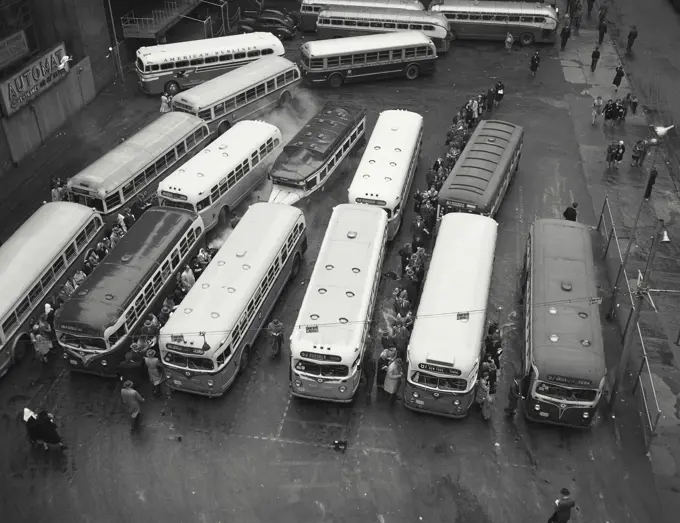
[418,363,461,376]
[300,351,342,363]
[355,198,386,207]
[546,375,592,387]
[166,343,204,355]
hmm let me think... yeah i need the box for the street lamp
[609,219,669,411]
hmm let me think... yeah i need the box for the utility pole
[609,219,666,411]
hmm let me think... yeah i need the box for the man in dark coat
[591,46,601,72]
[563,202,578,222]
[560,26,571,51]
[505,379,522,416]
[626,26,638,52]
[398,242,413,278]
[362,350,376,396]
[597,20,607,44]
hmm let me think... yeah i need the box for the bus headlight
[582,412,590,419]
[534,404,541,411]
[339,385,347,393]
[207,380,214,387]
[101,360,107,366]
[63,353,68,359]
[412,391,420,399]
[165,373,171,379]
[294,380,302,387]
[452,399,460,406]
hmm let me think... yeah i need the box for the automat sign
[0,42,69,117]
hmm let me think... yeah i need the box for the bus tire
[278,90,292,107]
[218,206,231,226]
[164,80,180,96]
[405,64,420,80]
[239,345,251,374]
[519,32,534,46]
[217,120,231,136]
[329,73,344,88]
[291,253,301,280]
[14,335,30,363]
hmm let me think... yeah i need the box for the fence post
[596,197,608,232]
[603,227,615,259]
[632,357,646,395]
[622,306,634,342]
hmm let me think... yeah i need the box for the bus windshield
[60,333,107,351]
[163,352,214,371]
[411,371,466,391]
[535,381,598,403]
[295,360,349,377]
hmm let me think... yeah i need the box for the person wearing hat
[180,264,196,292]
[120,381,145,427]
[117,351,142,384]
[144,349,164,396]
[615,140,626,166]
[563,202,578,222]
[158,307,171,326]
[31,325,51,363]
[548,488,579,523]
[377,346,397,394]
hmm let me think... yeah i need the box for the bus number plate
[173,380,182,386]
[69,360,78,366]
[539,412,549,417]
[415,399,424,405]
[306,325,319,333]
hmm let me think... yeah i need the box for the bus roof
[136,33,284,65]
[269,102,366,182]
[0,202,100,321]
[301,31,433,57]
[438,120,523,211]
[55,208,198,336]
[319,7,450,27]
[171,56,297,111]
[158,121,282,198]
[530,219,606,385]
[408,214,497,378]
[66,112,206,198]
[304,0,425,10]
[429,0,558,18]
[291,204,387,362]
[348,109,423,205]
[160,203,304,354]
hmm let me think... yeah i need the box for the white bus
[316,8,453,53]
[171,56,302,136]
[403,213,497,418]
[348,109,423,240]
[136,33,285,95]
[290,204,387,402]
[158,120,283,231]
[429,0,558,45]
[0,203,105,377]
[65,112,210,225]
[161,203,307,396]
[300,0,425,31]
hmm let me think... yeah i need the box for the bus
[404,213,497,418]
[268,102,367,205]
[55,208,205,376]
[429,0,558,45]
[65,113,210,224]
[348,109,423,240]
[0,203,104,377]
[160,203,307,396]
[136,33,285,95]
[300,0,425,31]
[521,219,606,428]
[300,31,437,88]
[316,8,452,53]
[158,120,283,231]
[437,120,523,221]
[171,56,301,137]
[290,204,387,402]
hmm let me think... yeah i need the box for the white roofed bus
[136,33,285,95]
[300,0,426,31]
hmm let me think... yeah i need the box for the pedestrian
[72,268,87,288]
[591,96,603,125]
[383,357,403,405]
[32,410,66,451]
[615,140,626,165]
[505,379,522,416]
[598,4,608,24]
[529,51,540,77]
[398,242,412,278]
[31,326,51,363]
[180,264,195,292]
[586,0,595,19]
[413,189,423,214]
[631,140,644,167]
[603,99,614,124]
[630,94,639,114]
[393,324,409,361]
[590,46,601,72]
[494,80,504,107]
[644,167,658,200]
[563,202,578,222]
[377,346,397,393]
[504,32,514,52]
[121,380,145,428]
[393,293,411,318]
[411,215,429,251]
[50,183,62,202]
[612,65,624,92]
[482,354,498,393]
[268,318,284,357]
[560,26,571,51]
[144,349,164,396]
[627,25,638,53]
[475,373,491,420]
[571,0,583,34]
[116,351,142,384]
[109,226,123,248]
[621,94,631,119]
[486,87,495,112]
[23,408,41,446]
[547,488,579,523]
[82,260,94,276]
[606,141,617,169]
[362,350,376,396]
[597,20,607,44]
[160,92,171,113]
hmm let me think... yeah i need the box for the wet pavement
[0,21,663,523]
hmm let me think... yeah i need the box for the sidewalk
[558,12,680,523]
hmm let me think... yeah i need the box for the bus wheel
[291,253,301,279]
[405,64,420,80]
[329,73,344,88]
[14,336,29,363]
[218,205,231,226]
[520,33,535,46]
[239,346,251,373]
[278,90,292,107]
[165,80,180,95]
[217,120,231,136]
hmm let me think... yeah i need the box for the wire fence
[597,196,662,448]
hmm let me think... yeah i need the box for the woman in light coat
[144,350,164,396]
[31,326,52,363]
[475,374,492,421]
[383,358,403,405]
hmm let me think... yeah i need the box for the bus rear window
[295,360,348,377]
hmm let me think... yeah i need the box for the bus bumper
[291,377,355,402]
[166,374,233,397]
[403,385,475,418]
[63,351,120,377]
[523,399,597,428]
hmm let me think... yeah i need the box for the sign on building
[0,31,30,72]
[0,42,69,117]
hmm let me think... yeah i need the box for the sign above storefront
[0,31,30,72]
[0,42,69,117]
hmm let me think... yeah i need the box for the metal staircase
[121,0,203,40]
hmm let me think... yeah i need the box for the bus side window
[151,65,160,71]
[214,103,225,118]
[345,20,357,26]
[377,51,389,61]
[219,54,232,62]
[509,16,520,22]
[457,14,469,20]
[122,182,135,201]
[384,22,395,29]
[171,249,180,269]
[259,143,267,158]
[197,196,210,211]
[242,159,250,175]
[415,46,428,57]
[256,83,265,98]
[262,48,274,55]
[190,58,203,66]
[405,47,416,59]
[397,23,408,29]
[205,56,218,64]
[266,79,275,92]
[520,16,532,23]
[305,175,317,192]
[160,63,173,71]
[482,15,493,21]
[251,150,259,165]
[65,243,76,263]
[358,121,365,133]
[211,185,220,201]
[247,50,260,58]
[224,97,236,112]
[176,60,189,68]
[390,49,403,60]
[235,93,246,107]
[133,172,146,191]
[234,52,246,60]
[161,261,171,281]
[176,141,186,158]
[285,70,295,83]
[105,192,122,212]
[266,138,274,153]
[227,170,236,188]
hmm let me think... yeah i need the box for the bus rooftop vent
[561,281,573,292]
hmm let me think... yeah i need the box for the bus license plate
[173,380,182,386]
[69,360,78,366]
[415,399,424,405]
[539,411,549,417]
